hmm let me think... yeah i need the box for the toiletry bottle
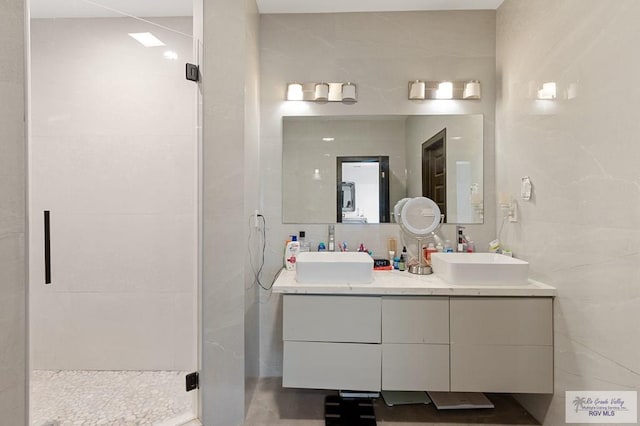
[425,243,437,264]
[444,240,454,253]
[466,239,475,253]
[401,246,408,261]
[457,228,465,252]
[284,236,300,270]
[318,242,326,251]
[393,257,400,270]
[398,253,406,271]
[298,231,310,252]
[436,242,444,252]
[328,225,335,252]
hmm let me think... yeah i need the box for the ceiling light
[322,137,335,142]
[163,50,178,60]
[128,32,165,47]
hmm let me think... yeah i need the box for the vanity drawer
[382,296,449,343]
[450,344,553,393]
[283,295,381,343]
[283,341,381,391]
[450,297,552,346]
[382,343,449,391]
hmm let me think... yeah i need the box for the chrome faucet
[456,225,466,252]
[328,224,335,252]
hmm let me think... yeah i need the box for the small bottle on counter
[444,240,454,253]
[298,231,310,252]
[424,243,438,264]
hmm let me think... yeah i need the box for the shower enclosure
[28,1,200,424]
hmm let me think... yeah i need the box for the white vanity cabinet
[449,297,554,393]
[281,293,554,394]
[282,295,382,391]
[381,297,450,391]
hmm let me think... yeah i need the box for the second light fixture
[286,82,358,103]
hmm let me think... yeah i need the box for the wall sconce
[314,82,329,101]
[537,82,557,100]
[408,80,426,100]
[286,82,358,103]
[286,83,304,101]
[407,80,482,100]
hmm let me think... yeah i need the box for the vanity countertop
[272,269,556,297]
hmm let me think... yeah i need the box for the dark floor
[245,378,540,426]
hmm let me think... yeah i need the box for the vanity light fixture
[408,80,426,100]
[537,82,557,100]
[314,82,329,101]
[407,80,482,100]
[341,82,357,102]
[463,80,481,99]
[285,82,358,103]
[286,83,304,101]
[435,81,454,99]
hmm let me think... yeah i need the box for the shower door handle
[44,210,51,284]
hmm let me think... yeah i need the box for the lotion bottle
[284,236,300,270]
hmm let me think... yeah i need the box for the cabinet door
[450,297,552,346]
[450,344,553,393]
[382,344,449,391]
[449,297,554,394]
[382,297,449,343]
[283,341,381,391]
[283,295,381,343]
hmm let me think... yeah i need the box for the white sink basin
[430,253,529,286]
[296,252,374,284]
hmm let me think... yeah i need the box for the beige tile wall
[0,0,27,423]
[259,10,497,377]
[496,0,640,423]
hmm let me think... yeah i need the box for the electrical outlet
[508,202,518,223]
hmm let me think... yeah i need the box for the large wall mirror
[282,115,484,224]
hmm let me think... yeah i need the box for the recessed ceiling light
[322,137,335,142]
[163,50,178,60]
[128,32,165,47]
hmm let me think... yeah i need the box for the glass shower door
[28,1,199,424]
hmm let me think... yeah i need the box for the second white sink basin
[430,252,529,286]
[296,251,374,284]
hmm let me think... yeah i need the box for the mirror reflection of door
[341,182,356,212]
[422,129,447,220]
[336,156,390,223]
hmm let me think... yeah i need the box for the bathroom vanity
[272,270,556,394]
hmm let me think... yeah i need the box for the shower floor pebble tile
[31,370,194,426]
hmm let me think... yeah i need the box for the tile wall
[496,0,640,423]
[0,0,27,422]
[258,10,497,377]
